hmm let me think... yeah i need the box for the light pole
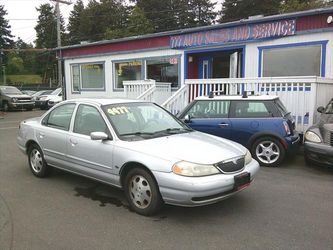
[51,0,71,99]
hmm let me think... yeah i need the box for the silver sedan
[17,99,260,216]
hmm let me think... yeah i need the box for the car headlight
[172,161,220,177]
[304,131,321,143]
[11,97,18,103]
[245,150,252,165]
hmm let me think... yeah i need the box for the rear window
[275,99,289,116]
[231,100,274,118]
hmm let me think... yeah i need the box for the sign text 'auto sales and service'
[170,19,296,49]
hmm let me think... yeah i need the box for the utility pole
[51,0,72,99]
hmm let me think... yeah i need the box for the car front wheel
[251,137,285,167]
[28,144,51,177]
[124,168,163,216]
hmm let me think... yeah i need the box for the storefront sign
[170,19,296,49]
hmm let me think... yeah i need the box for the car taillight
[283,121,291,135]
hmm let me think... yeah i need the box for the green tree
[105,6,154,39]
[6,53,24,74]
[35,3,66,83]
[187,0,217,27]
[219,0,281,22]
[0,5,14,49]
[281,0,328,13]
[14,38,37,74]
[67,0,87,44]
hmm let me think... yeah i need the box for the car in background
[0,86,34,111]
[22,90,36,96]
[47,94,63,109]
[304,98,333,166]
[17,99,259,216]
[178,93,300,167]
[31,90,53,101]
[35,88,62,110]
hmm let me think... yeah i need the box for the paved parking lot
[0,110,332,250]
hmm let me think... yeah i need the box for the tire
[251,137,285,167]
[124,168,163,216]
[28,144,51,177]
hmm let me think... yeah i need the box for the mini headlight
[245,150,252,165]
[172,161,220,177]
[304,131,321,143]
[11,97,18,103]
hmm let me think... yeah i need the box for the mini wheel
[251,137,285,167]
[124,168,163,216]
[28,144,51,177]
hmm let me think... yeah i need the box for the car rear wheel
[251,137,285,167]
[28,144,51,177]
[124,168,163,216]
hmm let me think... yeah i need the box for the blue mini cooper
[178,93,300,167]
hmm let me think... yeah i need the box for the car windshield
[51,88,61,95]
[324,100,333,114]
[33,90,53,97]
[102,102,192,140]
[0,87,22,95]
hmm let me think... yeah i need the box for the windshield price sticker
[107,107,129,115]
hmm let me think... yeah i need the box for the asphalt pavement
[0,110,332,250]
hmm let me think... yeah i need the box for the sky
[1,0,223,45]
[0,0,90,44]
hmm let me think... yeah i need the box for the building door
[199,57,212,79]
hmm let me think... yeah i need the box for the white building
[60,7,333,132]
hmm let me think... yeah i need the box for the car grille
[17,98,32,103]
[215,157,245,173]
[331,132,333,146]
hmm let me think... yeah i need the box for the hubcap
[256,140,280,164]
[129,175,152,209]
[30,148,43,173]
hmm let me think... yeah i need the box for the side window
[74,104,108,136]
[186,100,230,118]
[233,101,271,118]
[43,104,76,130]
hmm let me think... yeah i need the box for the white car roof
[195,94,279,101]
[63,98,147,106]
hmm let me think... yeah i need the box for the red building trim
[297,13,333,31]
[62,36,170,58]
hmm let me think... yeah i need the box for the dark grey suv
[304,98,333,166]
[0,86,34,111]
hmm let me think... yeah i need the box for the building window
[260,42,325,77]
[70,62,105,92]
[114,60,143,89]
[146,57,179,88]
[81,63,105,89]
[71,65,80,92]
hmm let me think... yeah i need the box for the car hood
[5,94,31,99]
[120,131,246,164]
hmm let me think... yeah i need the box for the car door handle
[69,138,78,146]
[39,132,45,138]
[218,123,229,127]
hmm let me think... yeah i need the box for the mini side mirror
[90,132,109,141]
[317,106,325,113]
[184,114,191,123]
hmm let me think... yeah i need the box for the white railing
[162,85,188,115]
[163,77,333,132]
[124,80,172,103]
[123,80,155,99]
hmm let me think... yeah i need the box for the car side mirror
[184,114,191,123]
[90,132,109,141]
[317,106,325,113]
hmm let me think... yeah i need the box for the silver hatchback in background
[17,99,259,215]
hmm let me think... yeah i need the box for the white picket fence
[162,76,333,133]
[124,79,172,104]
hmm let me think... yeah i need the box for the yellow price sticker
[107,107,129,115]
